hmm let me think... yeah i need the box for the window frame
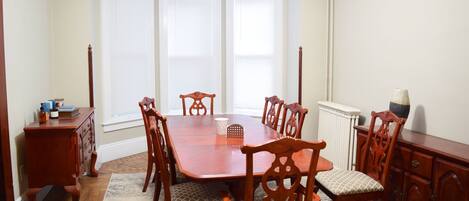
[101,0,156,132]
[101,0,287,132]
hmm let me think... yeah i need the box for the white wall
[48,0,146,146]
[285,0,300,103]
[3,0,51,199]
[50,0,94,107]
[332,0,469,144]
[297,0,329,140]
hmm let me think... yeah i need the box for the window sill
[102,115,144,133]
[233,108,263,118]
[102,110,263,133]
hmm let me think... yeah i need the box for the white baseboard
[97,136,147,164]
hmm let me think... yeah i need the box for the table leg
[226,180,260,201]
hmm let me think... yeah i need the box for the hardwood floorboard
[43,152,149,201]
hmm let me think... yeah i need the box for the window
[101,0,155,131]
[227,0,284,115]
[102,0,285,131]
[159,0,222,114]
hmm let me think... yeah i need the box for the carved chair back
[279,103,308,139]
[179,91,216,116]
[359,111,405,188]
[262,96,284,130]
[139,97,156,154]
[146,108,172,201]
[241,137,326,201]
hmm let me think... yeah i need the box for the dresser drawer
[83,137,91,155]
[409,151,433,179]
[83,117,91,131]
[79,127,90,139]
[80,131,92,174]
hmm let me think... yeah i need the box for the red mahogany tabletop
[165,114,333,181]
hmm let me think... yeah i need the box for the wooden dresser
[355,125,469,201]
[24,108,98,201]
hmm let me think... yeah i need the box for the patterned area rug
[104,173,331,201]
[104,173,153,201]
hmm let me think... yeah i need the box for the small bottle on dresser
[50,104,59,119]
[39,106,48,124]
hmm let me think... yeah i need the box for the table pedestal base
[226,179,260,201]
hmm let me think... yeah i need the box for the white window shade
[101,0,287,131]
[102,0,155,129]
[228,0,284,116]
[161,0,221,115]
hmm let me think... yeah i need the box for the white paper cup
[215,118,229,135]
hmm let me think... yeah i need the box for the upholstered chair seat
[314,111,405,201]
[158,182,230,201]
[316,169,384,196]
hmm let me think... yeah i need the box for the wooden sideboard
[24,108,98,201]
[355,125,469,201]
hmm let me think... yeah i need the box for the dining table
[165,114,333,200]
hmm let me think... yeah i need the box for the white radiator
[318,101,360,170]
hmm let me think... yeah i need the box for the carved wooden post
[298,46,303,105]
[88,44,94,107]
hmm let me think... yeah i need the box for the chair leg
[142,156,153,192]
[295,193,303,201]
[168,150,177,185]
[154,172,162,201]
[152,169,157,183]
[313,185,319,193]
[170,162,177,185]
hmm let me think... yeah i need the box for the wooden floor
[43,152,149,201]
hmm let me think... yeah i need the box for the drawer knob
[411,159,420,168]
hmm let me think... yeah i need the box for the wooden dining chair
[315,111,405,201]
[279,103,308,139]
[146,108,231,201]
[241,137,326,201]
[179,91,216,116]
[138,97,157,192]
[261,96,284,130]
[140,98,186,188]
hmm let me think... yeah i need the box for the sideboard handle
[411,160,420,168]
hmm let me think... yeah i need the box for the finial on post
[298,46,303,105]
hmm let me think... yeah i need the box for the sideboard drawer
[24,108,98,200]
[355,125,469,201]
[393,146,411,170]
[79,118,91,137]
[409,151,433,179]
[82,117,91,131]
